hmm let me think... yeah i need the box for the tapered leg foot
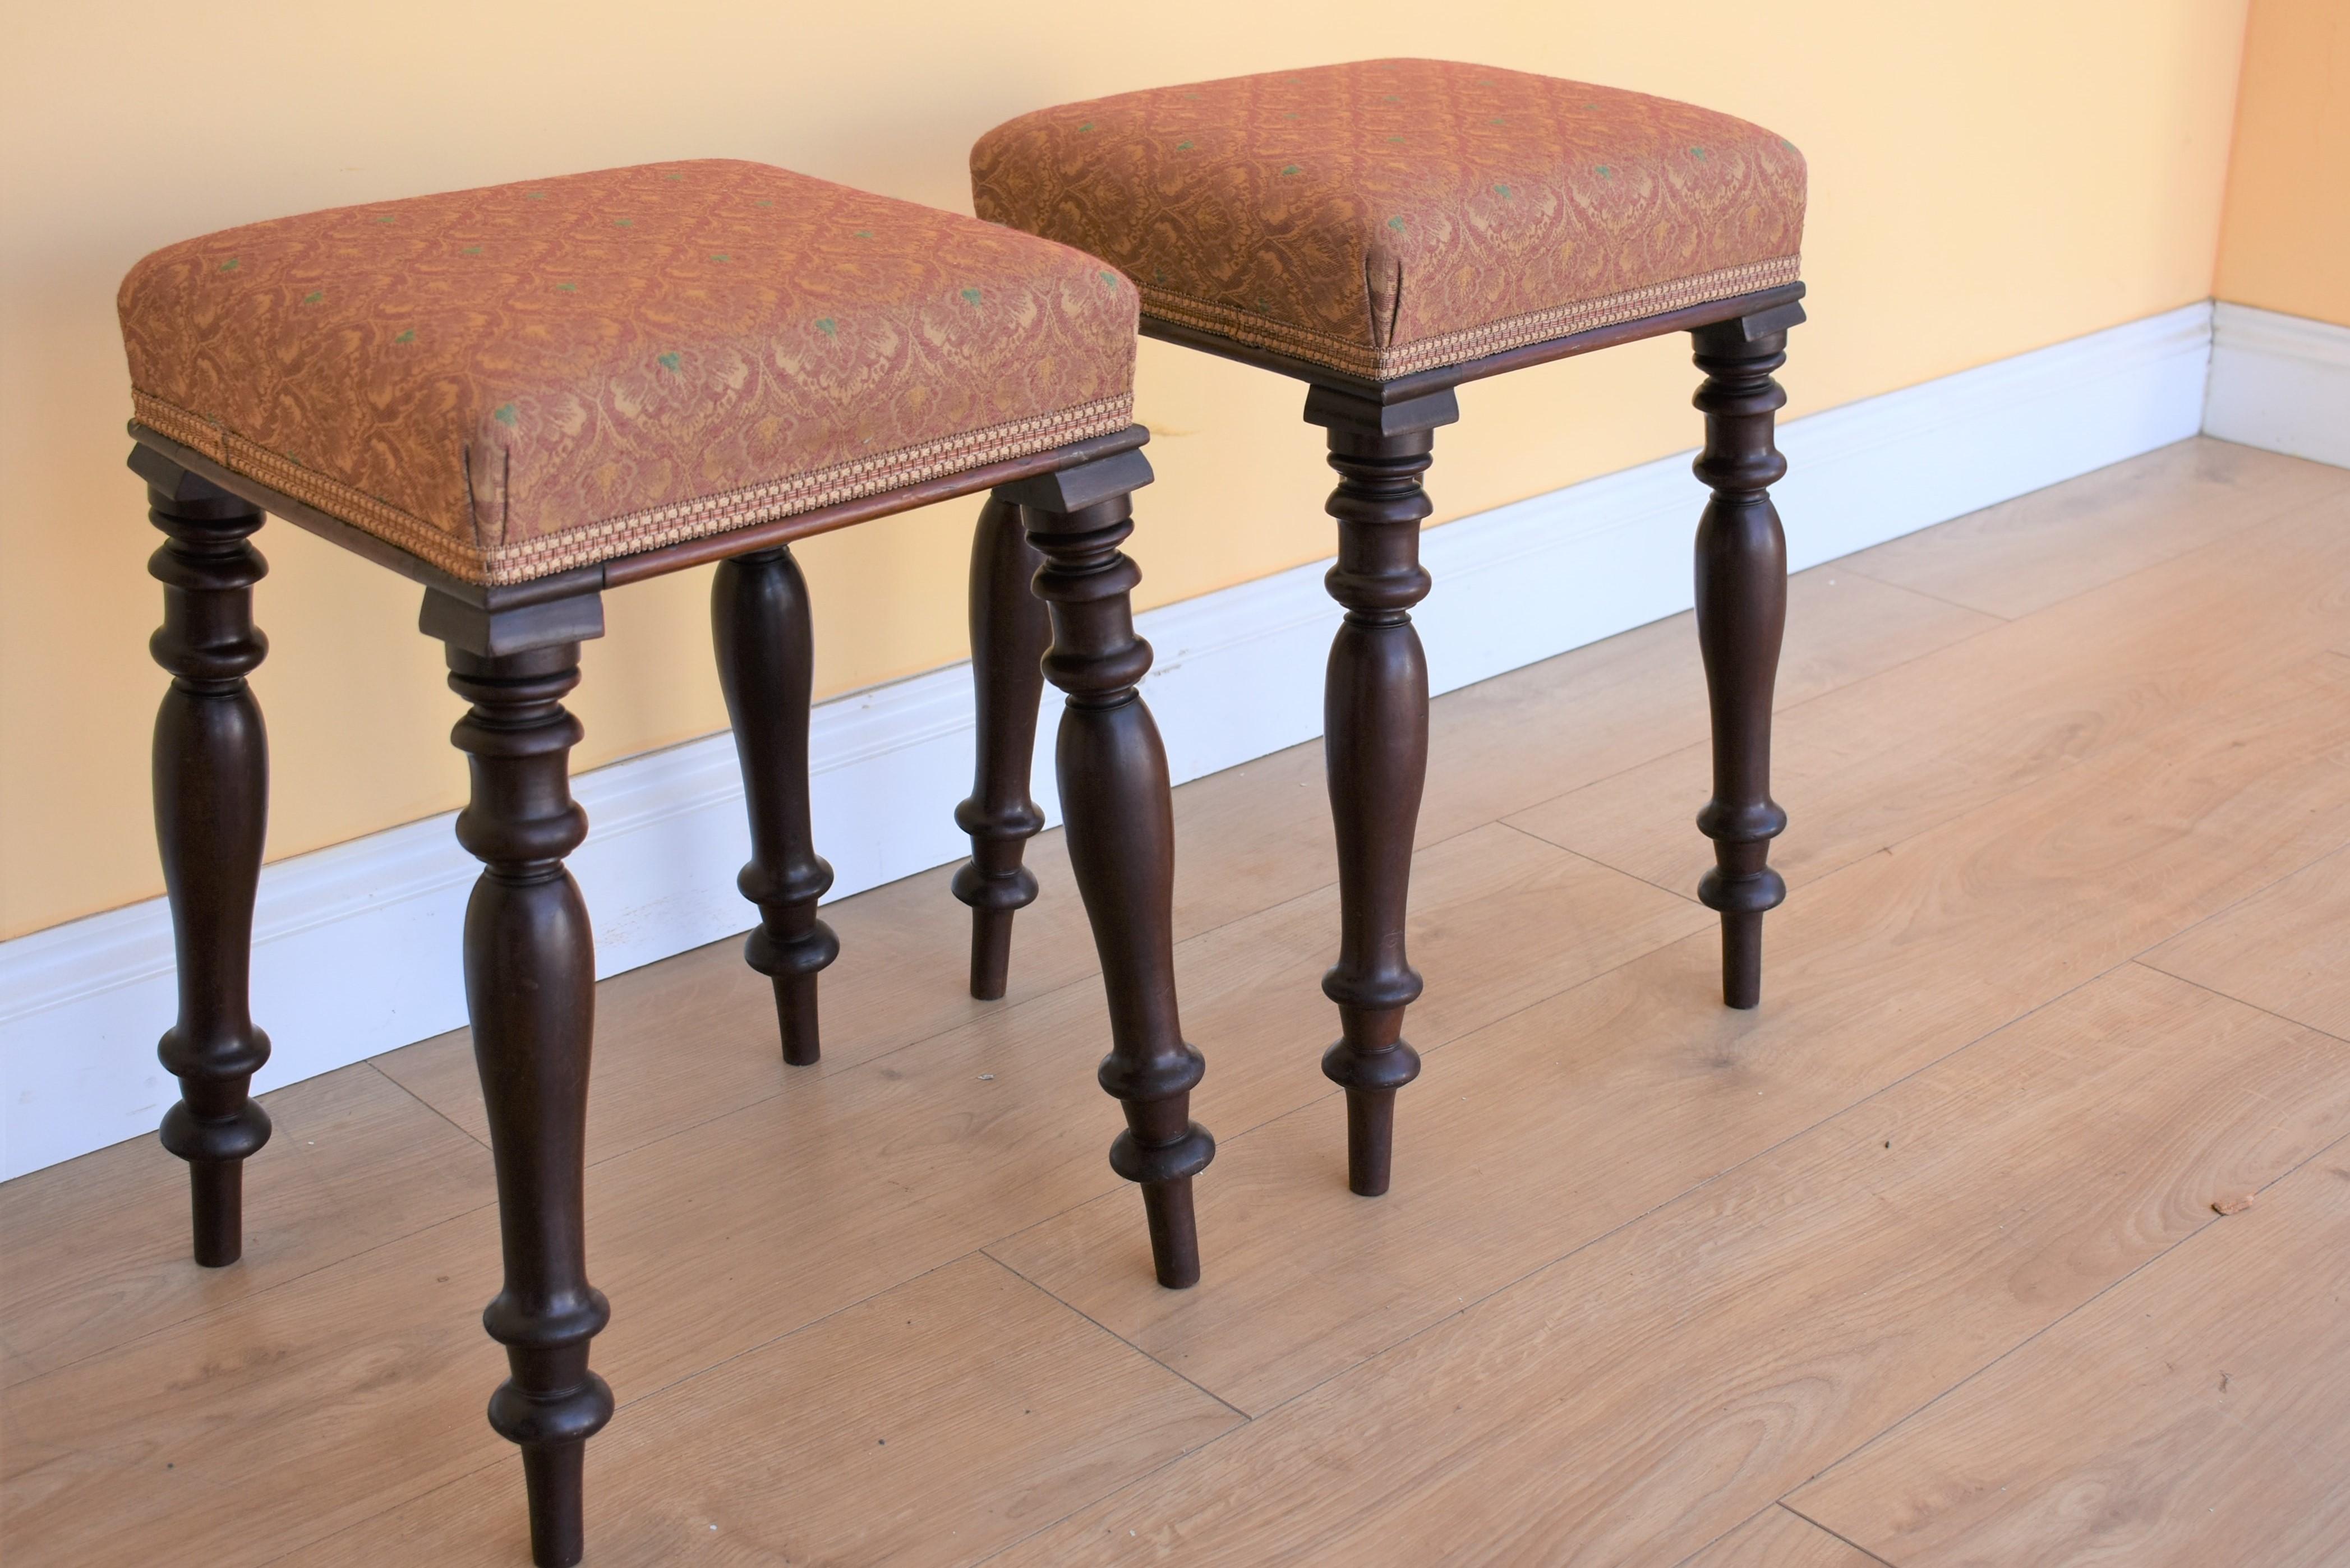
[965,907,1019,1002]
[715,547,837,1067]
[955,495,1050,1000]
[1004,449,1214,1288]
[186,1160,245,1268]
[137,448,273,1268]
[1305,387,1458,1199]
[1141,1176,1200,1289]
[1343,1090,1395,1197]
[1718,906,1770,1009]
[1690,309,1800,1010]
[521,1444,587,1568]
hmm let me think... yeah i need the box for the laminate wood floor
[5,436,2346,1567]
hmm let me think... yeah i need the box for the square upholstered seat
[972,59,1804,381]
[119,159,1136,584]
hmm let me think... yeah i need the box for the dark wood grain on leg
[713,547,837,1065]
[953,495,1050,1000]
[1690,306,1802,1009]
[444,635,614,1568]
[1302,387,1459,1198]
[136,448,272,1269]
[1002,451,1213,1288]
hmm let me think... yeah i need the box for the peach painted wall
[0,1,2251,939]
[2215,0,2350,326]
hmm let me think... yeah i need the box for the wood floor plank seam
[1772,1504,1902,1568]
[1490,819,1705,906]
[251,1248,1053,1568]
[1513,607,2350,923]
[1765,1121,2350,1543]
[2134,954,2350,1046]
[2128,836,2350,981]
[1150,938,2150,1426]
[363,1059,491,1153]
[961,940,2141,1524]
[3,1188,510,1401]
[982,1251,1252,1423]
[1489,602,2021,877]
[1830,562,2018,624]
[542,804,1581,1183]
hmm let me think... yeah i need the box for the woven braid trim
[1140,255,1800,380]
[130,390,1135,585]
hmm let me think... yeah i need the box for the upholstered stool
[962,61,1806,1195]
[119,159,1212,1566]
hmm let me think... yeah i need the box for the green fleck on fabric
[1077,121,1094,132]
[1099,270,1119,288]
[555,282,577,292]
[1387,215,1407,232]
[376,216,397,224]
[1689,146,1707,160]
[1596,165,1614,178]
[1177,139,1194,150]
[525,191,547,200]
[219,258,239,271]
[1386,135,1404,144]
[1780,138,1797,151]
[854,229,872,238]
[1381,94,1400,102]
[612,218,633,227]
[815,317,837,336]
[302,290,323,304]
[1494,184,1513,199]
[394,330,416,344]
[961,287,983,305]
[663,172,682,181]
[493,403,518,426]
[1280,164,1301,176]
[1488,117,1506,126]
[756,199,773,207]
[709,253,730,262]
[462,245,482,256]
[657,351,682,371]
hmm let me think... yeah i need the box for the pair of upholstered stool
[124,60,1799,1566]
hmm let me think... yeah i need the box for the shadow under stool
[118,158,1213,1567]
[956,59,1809,1198]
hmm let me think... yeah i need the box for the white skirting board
[2204,302,2350,469]
[0,301,2217,1180]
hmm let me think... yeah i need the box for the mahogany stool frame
[957,281,1805,1197]
[132,416,1212,1567]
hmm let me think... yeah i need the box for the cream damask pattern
[971,60,1806,380]
[120,160,1137,584]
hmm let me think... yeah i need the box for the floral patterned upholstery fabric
[972,59,1804,381]
[120,160,1137,584]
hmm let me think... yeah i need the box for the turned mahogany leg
[1690,308,1801,1008]
[136,449,271,1268]
[953,494,1050,999]
[1002,452,1213,1288]
[713,547,837,1064]
[442,632,613,1568]
[1303,387,1458,1197]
